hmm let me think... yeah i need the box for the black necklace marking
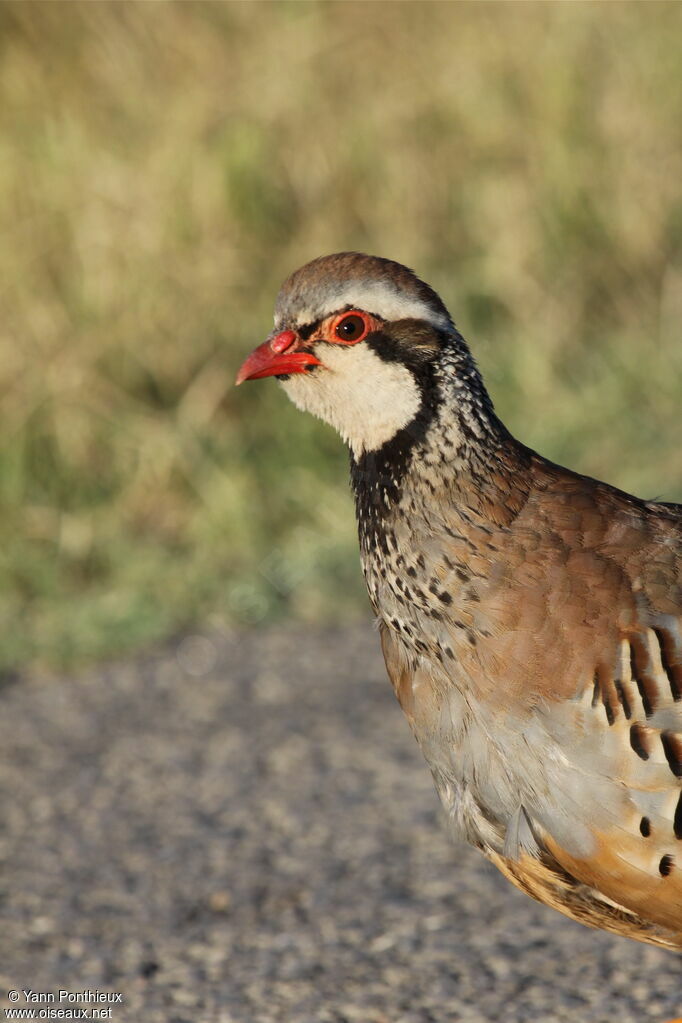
[350,332,445,542]
[350,399,435,516]
[350,325,510,547]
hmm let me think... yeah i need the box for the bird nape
[237,251,682,951]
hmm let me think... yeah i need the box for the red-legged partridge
[237,252,682,950]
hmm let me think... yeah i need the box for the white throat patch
[280,344,421,457]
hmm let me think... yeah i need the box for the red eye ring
[332,311,372,345]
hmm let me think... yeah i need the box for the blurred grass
[0,2,681,671]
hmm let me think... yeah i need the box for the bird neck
[350,351,529,550]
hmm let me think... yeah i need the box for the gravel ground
[0,624,680,1023]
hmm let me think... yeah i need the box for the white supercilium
[276,280,450,333]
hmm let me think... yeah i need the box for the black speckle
[659,854,674,877]
[629,723,650,761]
[661,731,682,778]
[653,626,682,701]
[455,568,469,582]
[640,816,651,837]
[630,638,656,718]
[674,793,682,840]
[439,591,452,605]
[407,566,417,578]
[139,960,160,979]
[614,679,632,720]
[601,688,615,726]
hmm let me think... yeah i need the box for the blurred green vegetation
[1,2,681,670]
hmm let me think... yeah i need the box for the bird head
[236,252,488,459]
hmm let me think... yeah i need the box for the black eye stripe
[297,320,321,341]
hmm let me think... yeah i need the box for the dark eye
[334,313,369,343]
